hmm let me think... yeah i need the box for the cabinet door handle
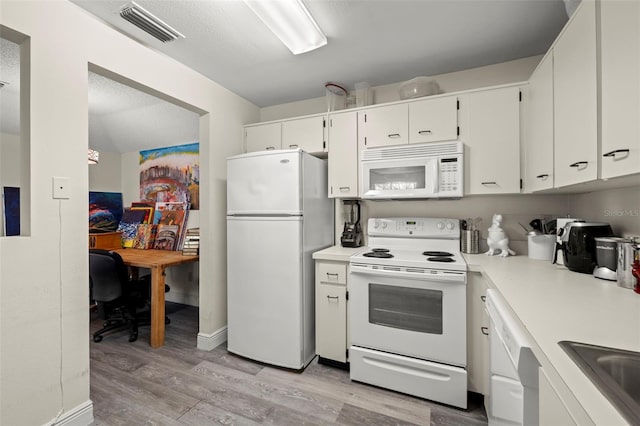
[602,149,630,158]
[326,272,339,277]
[480,295,486,302]
[535,174,549,179]
[481,327,489,336]
[569,161,588,168]
[288,144,298,149]
[387,133,401,138]
[418,130,432,135]
[265,146,276,151]
[481,181,497,186]
[326,295,340,300]
[339,187,350,191]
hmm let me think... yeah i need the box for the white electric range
[349,217,469,409]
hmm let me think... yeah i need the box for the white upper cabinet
[244,114,326,154]
[358,103,408,149]
[461,86,522,195]
[328,111,359,198]
[600,0,640,179]
[244,122,281,153]
[409,96,458,144]
[553,0,598,187]
[524,53,554,192]
[282,115,326,153]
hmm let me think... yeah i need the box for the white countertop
[312,245,366,262]
[464,253,640,426]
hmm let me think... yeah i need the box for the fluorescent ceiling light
[120,1,185,43]
[244,0,327,55]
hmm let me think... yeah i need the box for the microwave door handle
[426,159,438,193]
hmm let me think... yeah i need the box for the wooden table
[113,248,199,348]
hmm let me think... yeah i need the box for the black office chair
[89,249,149,342]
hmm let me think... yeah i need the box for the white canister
[528,234,556,261]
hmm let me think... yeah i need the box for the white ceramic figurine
[486,214,516,257]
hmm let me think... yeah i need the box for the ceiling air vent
[119,1,185,43]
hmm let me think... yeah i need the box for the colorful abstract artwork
[139,142,199,210]
[2,186,20,236]
[89,191,124,231]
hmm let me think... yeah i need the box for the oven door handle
[350,264,466,283]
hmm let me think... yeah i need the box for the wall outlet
[52,176,70,199]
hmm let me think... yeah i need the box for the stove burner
[422,251,454,257]
[363,252,394,259]
[371,248,390,253]
[427,257,455,262]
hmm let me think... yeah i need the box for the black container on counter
[560,222,614,274]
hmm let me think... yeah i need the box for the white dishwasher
[486,289,540,426]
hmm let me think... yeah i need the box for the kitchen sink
[559,341,640,425]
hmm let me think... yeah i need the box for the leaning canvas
[139,142,199,210]
[89,191,124,231]
[2,186,20,236]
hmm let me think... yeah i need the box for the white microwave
[360,142,463,199]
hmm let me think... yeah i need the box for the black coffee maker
[341,200,362,248]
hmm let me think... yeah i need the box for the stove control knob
[382,222,388,229]
[437,222,445,230]
[446,222,455,230]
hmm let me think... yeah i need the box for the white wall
[88,150,121,192]
[260,55,542,122]
[341,194,570,255]
[568,186,640,238]
[0,2,258,425]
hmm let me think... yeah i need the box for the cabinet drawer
[89,231,122,250]
[316,261,347,285]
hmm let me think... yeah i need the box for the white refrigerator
[226,149,334,369]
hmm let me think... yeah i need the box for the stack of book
[182,228,200,256]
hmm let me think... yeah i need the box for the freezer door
[227,216,305,369]
[227,150,302,215]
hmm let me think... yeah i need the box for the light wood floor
[90,303,488,425]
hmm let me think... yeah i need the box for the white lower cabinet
[467,272,489,397]
[315,260,348,364]
[539,367,577,426]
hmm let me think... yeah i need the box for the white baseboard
[197,326,227,351]
[44,400,93,426]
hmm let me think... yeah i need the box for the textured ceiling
[71,0,569,107]
[88,72,199,154]
[1,0,571,154]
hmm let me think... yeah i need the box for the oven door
[349,265,467,366]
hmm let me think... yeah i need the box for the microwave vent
[362,142,463,161]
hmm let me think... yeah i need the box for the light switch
[52,176,70,199]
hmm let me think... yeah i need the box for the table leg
[150,266,166,348]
